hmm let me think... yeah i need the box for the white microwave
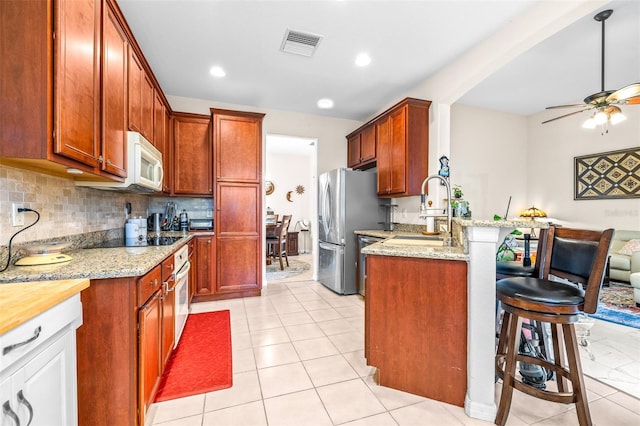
[76,132,163,193]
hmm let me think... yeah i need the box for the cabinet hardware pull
[2,326,42,355]
[106,159,112,166]
[153,279,158,286]
[98,155,103,163]
[17,391,32,426]
[2,401,20,426]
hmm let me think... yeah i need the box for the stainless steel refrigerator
[318,168,383,294]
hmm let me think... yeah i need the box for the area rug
[266,258,310,281]
[154,310,232,402]
[591,284,640,329]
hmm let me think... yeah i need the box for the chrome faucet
[419,175,452,238]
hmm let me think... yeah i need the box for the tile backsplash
[0,164,149,246]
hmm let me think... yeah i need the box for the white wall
[265,150,314,240]
[392,103,529,224]
[527,106,640,230]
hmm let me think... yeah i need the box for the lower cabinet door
[2,330,78,426]
[138,291,161,426]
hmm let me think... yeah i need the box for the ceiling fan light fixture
[582,117,596,129]
[610,109,627,125]
[593,110,608,125]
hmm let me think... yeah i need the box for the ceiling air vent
[280,29,322,57]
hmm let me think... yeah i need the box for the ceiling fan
[542,9,640,127]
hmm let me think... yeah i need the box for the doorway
[265,134,318,280]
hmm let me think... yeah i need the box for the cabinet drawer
[138,265,162,306]
[1,295,82,375]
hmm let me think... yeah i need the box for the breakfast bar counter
[360,218,549,421]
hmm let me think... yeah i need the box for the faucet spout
[419,175,452,238]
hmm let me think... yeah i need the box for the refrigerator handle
[321,180,330,236]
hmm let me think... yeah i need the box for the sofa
[608,230,640,283]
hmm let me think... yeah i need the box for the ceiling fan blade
[541,108,591,124]
[626,96,640,105]
[605,83,640,103]
[545,103,586,110]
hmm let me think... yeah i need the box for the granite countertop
[0,278,89,334]
[0,236,193,284]
[356,229,468,261]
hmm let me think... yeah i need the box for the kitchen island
[360,218,549,421]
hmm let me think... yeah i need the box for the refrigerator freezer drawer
[318,242,345,294]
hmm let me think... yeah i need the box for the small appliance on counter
[179,209,189,232]
[125,216,148,246]
[189,218,213,231]
[15,242,73,266]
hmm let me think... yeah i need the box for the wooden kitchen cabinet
[137,265,162,426]
[100,0,128,178]
[127,46,154,143]
[347,124,376,170]
[0,0,106,178]
[193,235,216,300]
[210,108,265,301]
[365,255,467,406]
[376,98,430,197]
[76,246,190,426]
[172,113,212,196]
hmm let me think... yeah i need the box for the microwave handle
[158,161,164,184]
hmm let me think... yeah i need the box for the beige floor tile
[204,370,262,412]
[335,305,364,319]
[389,398,466,425]
[152,414,203,426]
[316,378,386,424]
[284,322,325,341]
[307,307,343,322]
[253,342,300,369]
[343,349,377,378]
[300,299,333,311]
[258,362,314,398]
[272,301,305,315]
[303,354,359,387]
[201,400,267,426]
[250,326,290,347]
[278,311,315,326]
[328,331,364,353]
[247,314,282,330]
[363,375,427,410]
[151,393,205,424]
[340,412,400,426]
[263,389,333,426]
[607,390,640,415]
[232,347,256,374]
[316,318,357,335]
[293,336,340,360]
[231,331,252,351]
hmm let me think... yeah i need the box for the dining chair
[266,215,292,270]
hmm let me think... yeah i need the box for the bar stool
[495,226,613,426]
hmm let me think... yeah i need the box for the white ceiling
[117,0,640,122]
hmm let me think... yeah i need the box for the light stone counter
[0,236,192,284]
[355,230,467,260]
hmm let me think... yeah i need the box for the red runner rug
[154,310,232,402]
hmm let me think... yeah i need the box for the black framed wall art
[574,147,640,200]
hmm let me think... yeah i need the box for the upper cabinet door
[54,0,101,167]
[101,2,127,178]
[173,113,212,195]
[212,110,265,183]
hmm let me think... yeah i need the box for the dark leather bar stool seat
[495,226,613,426]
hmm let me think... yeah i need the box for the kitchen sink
[382,235,445,247]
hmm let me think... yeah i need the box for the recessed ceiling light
[209,66,226,77]
[317,98,334,109]
[355,53,371,67]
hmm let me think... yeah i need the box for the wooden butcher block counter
[0,279,89,334]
